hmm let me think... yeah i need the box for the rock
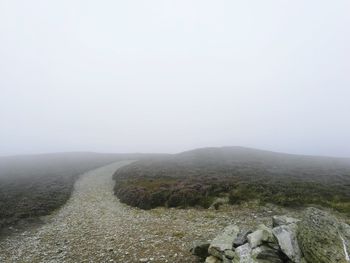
[297,207,350,263]
[190,241,210,259]
[223,256,233,263]
[272,223,302,263]
[233,243,253,263]
[205,255,221,263]
[272,215,300,227]
[256,250,284,263]
[233,230,253,248]
[210,197,229,210]
[265,242,280,251]
[247,230,263,249]
[224,249,235,259]
[139,258,148,263]
[247,224,275,249]
[258,224,275,243]
[208,224,239,259]
[252,245,285,263]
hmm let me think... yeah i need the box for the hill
[113,147,350,214]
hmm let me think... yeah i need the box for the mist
[1,0,349,157]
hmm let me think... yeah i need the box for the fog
[0,1,349,157]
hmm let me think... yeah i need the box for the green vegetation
[113,147,350,215]
[228,181,350,213]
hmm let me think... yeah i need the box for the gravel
[0,161,295,263]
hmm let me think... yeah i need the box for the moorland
[0,152,156,233]
[113,147,350,215]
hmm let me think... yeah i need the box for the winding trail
[0,161,281,263]
[1,161,136,262]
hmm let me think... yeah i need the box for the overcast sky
[0,1,349,157]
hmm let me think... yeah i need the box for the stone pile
[191,207,350,263]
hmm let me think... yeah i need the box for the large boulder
[297,207,350,263]
[272,215,300,227]
[208,224,239,259]
[272,223,302,263]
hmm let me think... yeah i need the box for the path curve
[0,161,279,263]
[1,161,137,262]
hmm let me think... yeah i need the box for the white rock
[205,255,221,263]
[247,224,274,249]
[208,224,239,259]
[233,243,254,263]
[272,223,302,263]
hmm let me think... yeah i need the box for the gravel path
[0,161,293,263]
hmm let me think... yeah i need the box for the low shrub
[112,147,350,214]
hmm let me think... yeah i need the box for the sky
[0,0,349,157]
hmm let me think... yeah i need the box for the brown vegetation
[0,152,157,233]
[113,147,350,214]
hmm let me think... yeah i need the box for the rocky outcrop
[247,224,275,249]
[208,225,240,259]
[272,223,302,263]
[191,207,350,263]
[297,207,350,263]
[253,245,286,263]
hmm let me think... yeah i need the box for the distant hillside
[113,147,350,214]
[0,152,158,234]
